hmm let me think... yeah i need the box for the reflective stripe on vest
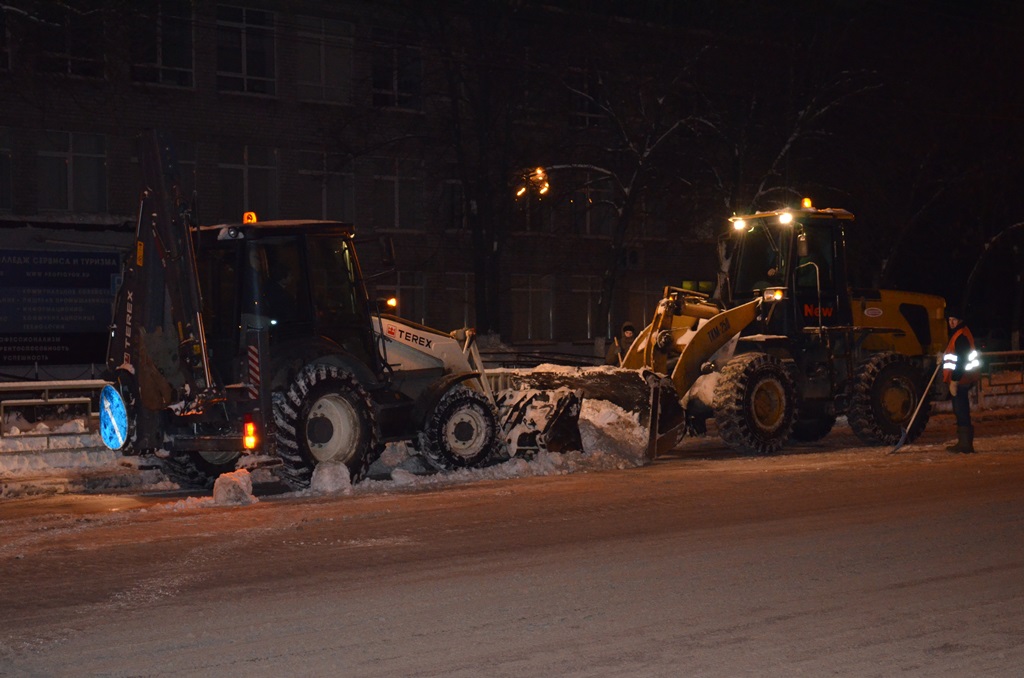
[943,326,979,384]
[943,349,979,372]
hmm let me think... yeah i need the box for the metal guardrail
[975,351,1024,410]
[0,379,109,450]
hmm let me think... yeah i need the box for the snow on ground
[4,387,1020,506]
[0,397,649,504]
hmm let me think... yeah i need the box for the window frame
[296,150,354,222]
[294,15,353,103]
[371,29,422,110]
[37,131,107,213]
[371,157,421,232]
[216,5,277,96]
[131,0,195,88]
[217,143,279,220]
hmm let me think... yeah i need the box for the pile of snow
[148,469,259,511]
[310,461,353,495]
[2,410,103,453]
[0,409,139,497]
[577,398,647,460]
[212,469,259,505]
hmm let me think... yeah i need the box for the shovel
[890,362,942,454]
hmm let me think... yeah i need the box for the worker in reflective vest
[942,313,980,453]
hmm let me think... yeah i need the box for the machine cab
[727,202,854,335]
[195,218,381,386]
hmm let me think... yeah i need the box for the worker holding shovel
[942,312,981,454]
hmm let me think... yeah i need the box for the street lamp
[514,167,551,231]
[515,167,550,198]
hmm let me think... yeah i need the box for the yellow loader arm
[623,288,760,397]
[622,288,761,458]
[668,298,761,397]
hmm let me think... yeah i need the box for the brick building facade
[0,1,717,374]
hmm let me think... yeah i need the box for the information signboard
[0,250,122,365]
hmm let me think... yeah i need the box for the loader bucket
[486,365,684,459]
[495,387,583,457]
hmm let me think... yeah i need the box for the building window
[295,16,352,103]
[518,47,546,124]
[217,144,278,221]
[514,191,553,233]
[371,158,420,231]
[510,273,554,342]
[569,275,602,340]
[376,271,425,325]
[568,67,602,129]
[372,29,421,109]
[568,175,616,237]
[296,151,354,221]
[34,3,104,78]
[0,128,10,210]
[216,6,275,95]
[442,272,475,330]
[0,9,9,71]
[439,180,465,231]
[175,140,198,203]
[37,131,106,213]
[131,0,194,87]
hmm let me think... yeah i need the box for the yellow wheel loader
[627,201,946,457]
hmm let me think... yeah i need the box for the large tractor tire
[418,385,505,470]
[848,352,929,445]
[713,352,798,455]
[272,363,381,489]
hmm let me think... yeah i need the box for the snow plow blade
[486,366,684,460]
[495,387,583,456]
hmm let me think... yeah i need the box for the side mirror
[797,232,809,258]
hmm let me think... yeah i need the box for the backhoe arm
[107,131,213,415]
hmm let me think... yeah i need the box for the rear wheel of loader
[714,352,797,455]
[273,364,381,489]
[849,352,929,445]
[418,385,504,470]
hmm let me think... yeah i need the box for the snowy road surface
[2,411,1024,676]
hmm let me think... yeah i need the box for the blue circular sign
[99,384,129,451]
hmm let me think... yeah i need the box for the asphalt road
[2,411,1024,677]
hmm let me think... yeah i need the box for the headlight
[763,287,786,302]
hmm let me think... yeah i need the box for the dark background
[0,0,1021,361]
[680,0,1024,344]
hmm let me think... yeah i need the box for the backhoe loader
[629,200,946,457]
[98,132,582,489]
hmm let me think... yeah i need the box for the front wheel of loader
[418,385,504,470]
[713,352,798,455]
[273,364,381,489]
[848,352,929,445]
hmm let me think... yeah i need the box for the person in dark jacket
[942,312,980,453]
[605,322,637,366]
